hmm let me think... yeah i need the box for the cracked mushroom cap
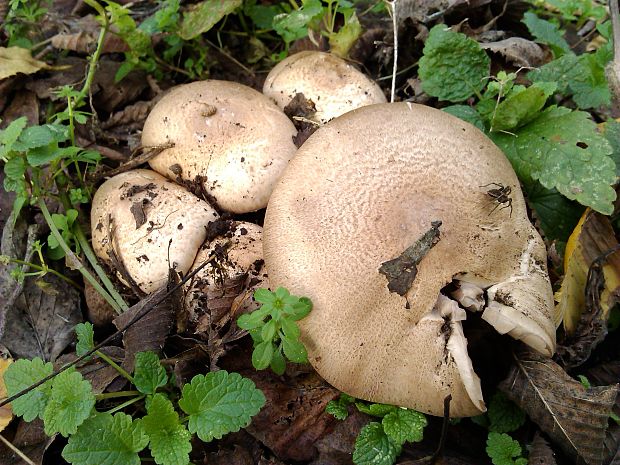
[263,103,556,417]
[263,51,387,124]
[91,169,218,294]
[142,80,298,214]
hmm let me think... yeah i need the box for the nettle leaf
[418,24,490,102]
[486,432,527,465]
[602,120,620,176]
[487,391,526,434]
[272,0,324,43]
[179,0,242,40]
[356,403,398,417]
[522,12,570,57]
[62,412,148,465]
[0,116,28,157]
[3,357,53,421]
[382,408,427,444]
[43,369,95,437]
[442,105,486,131]
[353,422,402,465]
[492,106,616,214]
[178,370,265,442]
[490,83,556,132]
[75,322,95,357]
[141,394,191,465]
[133,351,168,395]
[529,53,577,95]
[326,399,350,420]
[4,156,26,180]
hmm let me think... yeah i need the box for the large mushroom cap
[91,169,218,293]
[142,80,298,213]
[263,103,556,417]
[263,51,387,124]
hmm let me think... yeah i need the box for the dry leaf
[0,47,50,80]
[0,353,13,432]
[555,209,620,333]
[482,38,546,68]
[528,432,557,465]
[500,350,618,465]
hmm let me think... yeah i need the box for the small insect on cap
[263,103,556,417]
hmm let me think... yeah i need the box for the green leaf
[353,422,401,465]
[244,2,282,29]
[237,307,269,330]
[14,125,56,150]
[281,336,308,363]
[4,156,26,180]
[270,347,286,375]
[602,120,620,176]
[528,53,579,95]
[486,432,525,465]
[75,322,95,357]
[329,12,362,58]
[43,369,96,436]
[273,0,324,43]
[252,340,274,370]
[418,24,490,102]
[442,105,486,131]
[62,412,149,465]
[492,106,616,214]
[356,403,398,417]
[0,116,28,157]
[178,370,265,442]
[280,317,300,340]
[260,318,277,342]
[141,394,192,465]
[491,83,555,132]
[179,0,242,40]
[3,357,53,421]
[570,50,611,109]
[487,392,526,433]
[522,12,570,57]
[286,297,312,320]
[254,287,276,304]
[133,351,168,395]
[326,396,352,420]
[382,409,427,445]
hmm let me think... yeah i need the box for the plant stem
[76,0,109,107]
[96,390,141,400]
[37,198,123,313]
[0,257,81,289]
[105,394,145,415]
[96,349,134,383]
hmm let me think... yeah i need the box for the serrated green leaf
[244,2,282,29]
[486,432,525,465]
[62,412,149,465]
[3,357,53,421]
[179,370,265,442]
[492,106,616,214]
[252,340,274,370]
[602,120,620,176]
[4,156,26,180]
[43,369,95,436]
[270,347,286,375]
[326,399,350,420]
[272,0,323,43]
[280,317,300,340]
[179,0,242,40]
[442,105,486,131]
[491,83,555,132]
[281,336,307,363]
[418,24,490,102]
[14,125,55,150]
[141,394,191,465]
[133,352,168,395]
[382,409,427,445]
[570,50,611,109]
[529,53,578,95]
[237,307,269,330]
[0,116,28,157]
[353,422,401,465]
[522,12,570,57]
[487,392,526,433]
[286,297,312,320]
[75,322,95,357]
[356,403,398,417]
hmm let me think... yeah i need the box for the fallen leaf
[0,350,13,432]
[0,418,54,465]
[0,47,50,80]
[528,432,557,465]
[482,38,546,68]
[499,350,618,465]
[309,410,368,465]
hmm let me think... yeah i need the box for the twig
[0,434,37,465]
[386,0,398,102]
[430,394,452,465]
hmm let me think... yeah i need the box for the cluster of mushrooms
[91,51,556,418]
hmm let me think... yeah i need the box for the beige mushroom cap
[91,169,218,293]
[142,80,298,214]
[263,103,556,417]
[263,51,387,124]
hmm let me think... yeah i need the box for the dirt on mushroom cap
[262,102,556,417]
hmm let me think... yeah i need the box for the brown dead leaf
[0,47,50,80]
[1,90,39,126]
[499,350,618,465]
[0,418,54,465]
[309,410,368,465]
[0,352,13,433]
[482,37,546,68]
[528,432,557,465]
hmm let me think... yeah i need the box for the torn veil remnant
[263,103,556,417]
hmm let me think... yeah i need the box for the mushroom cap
[263,103,556,417]
[91,169,218,293]
[142,80,298,213]
[263,51,387,124]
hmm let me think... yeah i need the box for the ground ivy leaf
[3,358,53,422]
[487,392,526,434]
[382,408,427,445]
[486,432,525,465]
[491,83,555,132]
[418,24,490,102]
[492,106,616,214]
[272,0,323,43]
[528,53,578,95]
[178,370,265,442]
[356,403,398,417]
[43,369,95,437]
[75,322,95,357]
[352,422,402,465]
[141,394,191,465]
[442,105,486,131]
[326,399,350,420]
[570,51,611,109]
[62,412,149,465]
[522,12,570,57]
[602,120,620,176]
[133,352,168,395]
[179,0,242,40]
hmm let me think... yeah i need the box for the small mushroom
[141,80,298,214]
[91,169,218,294]
[263,51,387,124]
[263,103,556,417]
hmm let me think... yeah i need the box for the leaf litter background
[1,0,620,464]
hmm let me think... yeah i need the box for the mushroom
[262,51,387,125]
[91,169,218,294]
[262,103,556,417]
[184,221,265,332]
[141,80,298,214]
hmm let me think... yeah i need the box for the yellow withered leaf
[555,209,620,334]
[0,46,50,80]
[0,355,13,432]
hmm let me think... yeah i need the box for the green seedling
[3,323,266,465]
[237,287,312,374]
[486,432,528,465]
